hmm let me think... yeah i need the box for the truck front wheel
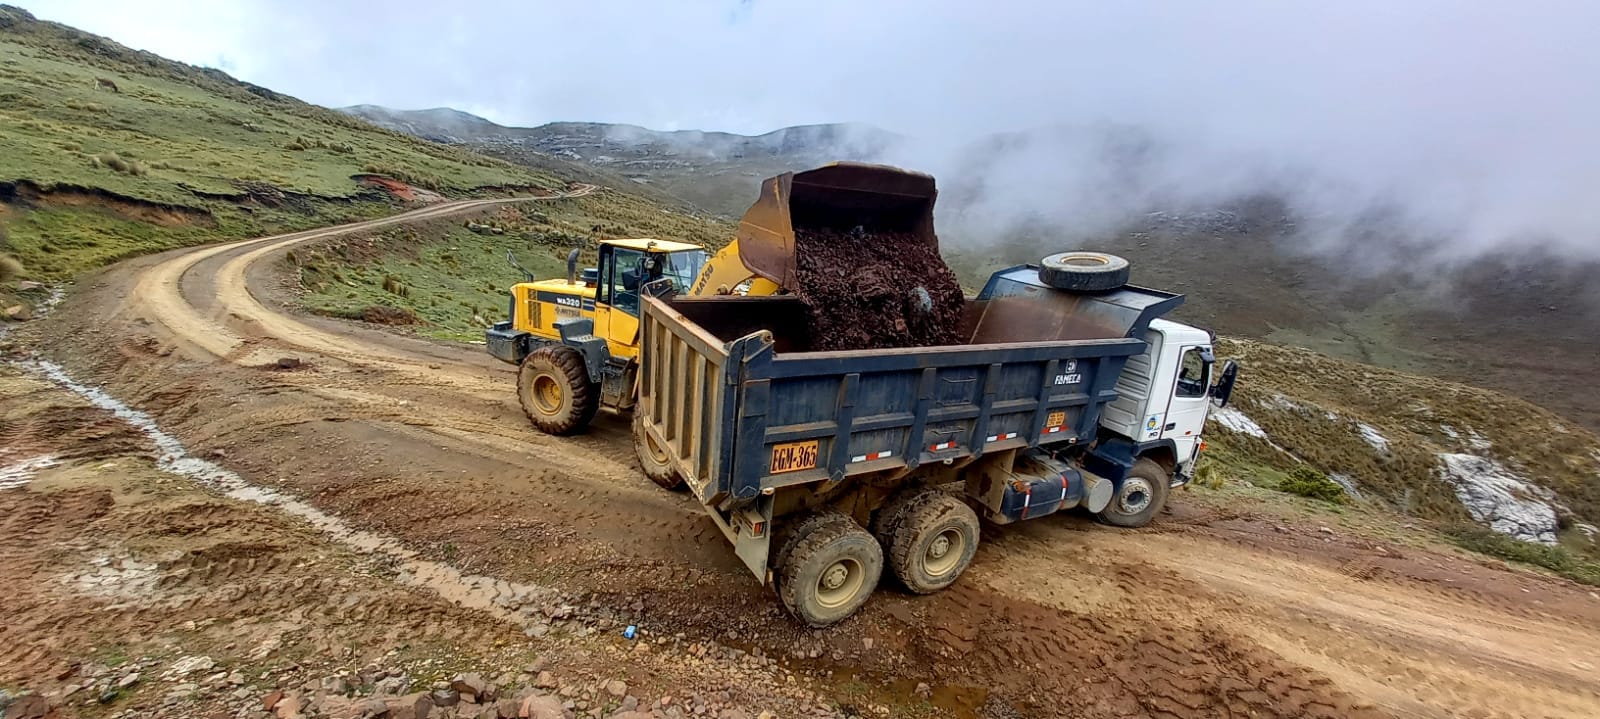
[887,493,980,594]
[517,346,599,435]
[777,518,883,627]
[1096,458,1170,528]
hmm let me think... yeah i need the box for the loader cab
[591,239,707,355]
[1100,319,1217,476]
[594,239,708,317]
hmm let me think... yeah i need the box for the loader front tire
[1095,458,1170,528]
[887,492,980,594]
[778,518,882,627]
[518,345,598,435]
[633,411,683,490]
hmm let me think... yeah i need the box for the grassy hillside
[1200,337,1600,582]
[0,5,555,286]
[294,188,735,340]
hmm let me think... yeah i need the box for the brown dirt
[0,179,214,227]
[360,305,421,325]
[793,227,965,351]
[7,193,1600,717]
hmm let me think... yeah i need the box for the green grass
[1277,465,1351,504]
[0,28,550,205]
[0,7,561,286]
[1445,524,1600,587]
[296,190,734,340]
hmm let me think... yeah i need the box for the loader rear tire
[1038,251,1130,292]
[633,411,683,490]
[887,493,980,594]
[1095,458,1170,528]
[518,345,599,436]
[778,519,882,627]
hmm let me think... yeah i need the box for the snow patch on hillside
[1357,423,1389,453]
[1437,453,1559,544]
[1210,406,1267,438]
[1441,424,1492,451]
[0,454,60,490]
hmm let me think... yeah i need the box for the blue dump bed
[637,276,1180,510]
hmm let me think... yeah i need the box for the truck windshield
[659,249,708,294]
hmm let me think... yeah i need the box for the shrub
[92,151,147,176]
[1192,456,1224,490]
[380,275,410,297]
[0,253,24,282]
[1278,465,1348,504]
[1447,524,1600,587]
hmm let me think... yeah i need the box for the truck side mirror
[1210,359,1239,408]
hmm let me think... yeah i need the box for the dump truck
[625,169,1237,625]
[636,273,1236,626]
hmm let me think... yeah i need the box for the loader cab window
[659,250,708,295]
[1175,347,1212,398]
[603,247,647,316]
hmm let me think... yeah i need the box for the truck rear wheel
[1038,251,1131,292]
[887,493,980,594]
[777,518,883,627]
[518,346,599,435]
[1095,457,1170,528]
[633,411,683,490]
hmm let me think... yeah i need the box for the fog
[28,0,1600,262]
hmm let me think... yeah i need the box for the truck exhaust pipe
[566,248,580,285]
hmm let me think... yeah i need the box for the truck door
[1161,346,1213,464]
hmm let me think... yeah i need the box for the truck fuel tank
[965,449,1113,524]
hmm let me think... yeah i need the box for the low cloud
[28,0,1600,263]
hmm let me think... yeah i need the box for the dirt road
[8,193,1600,718]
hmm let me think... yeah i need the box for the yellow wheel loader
[484,162,938,441]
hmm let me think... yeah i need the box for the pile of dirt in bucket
[793,226,965,351]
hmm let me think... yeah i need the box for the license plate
[769,440,819,474]
[1046,410,1066,427]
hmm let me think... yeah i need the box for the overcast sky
[23,0,1600,259]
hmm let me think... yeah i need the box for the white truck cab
[1101,318,1227,482]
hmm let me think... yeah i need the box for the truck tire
[517,345,599,436]
[870,487,939,548]
[777,519,883,627]
[887,493,980,594]
[1038,251,1131,292]
[633,411,683,490]
[1095,458,1170,528]
[773,511,854,579]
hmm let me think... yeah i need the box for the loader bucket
[736,162,938,290]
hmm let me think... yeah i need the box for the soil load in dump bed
[793,226,965,351]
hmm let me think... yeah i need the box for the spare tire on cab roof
[1038,251,1131,292]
